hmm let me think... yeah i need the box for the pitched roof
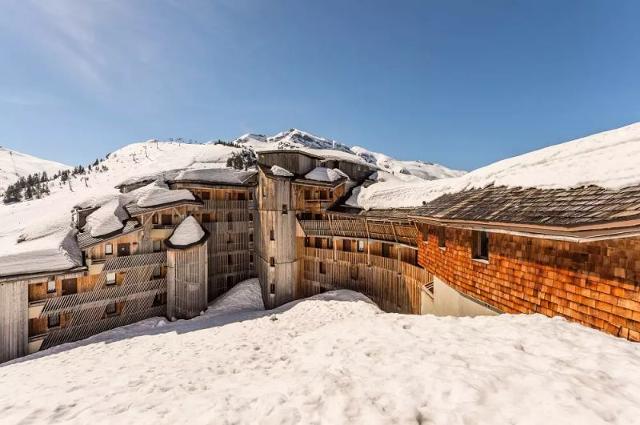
[77,220,141,249]
[412,184,640,228]
[168,168,257,186]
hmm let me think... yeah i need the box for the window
[249,213,253,222]
[201,191,210,200]
[319,190,328,200]
[106,272,116,285]
[304,189,311,200]
[152,214,158,225]
[238,192,246,201]
[228,254,233,265]
[105,302,117,316]
[62,278,77,296]
[202,213,211,223]
[315,238,323,249]
[269,257,275,267]
[329,190,333,199]
[350,265,359,280]
[382,243,391,258]
[438,227,446,249]
[153,240,162,252]
[105,243,113,255]
[282,204,288,215]
[269,283,276,295]
[152,293,166,307]
[227,212,233,223]
[153,266,161,278]
[46,279,56,294]
[161,214,172,225]
[328,238,334,249]
[472,230,489,261]
[304,237,311,247]
[249,192,253,201]
[48,314,60,328]
[249,254,254,264]
[249,233,254,242]
[319,262,326,274]
[343,239,352,252]
[270,229,275,241]
[357,240,365,252]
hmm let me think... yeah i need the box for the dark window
[319,190,328,200]
[201,191,211,200]
[228,254,233,265]
[343,239,352,252]
[282,204,288,215]
[328,238,334,249]
[249,254,254,263]
[105,302,117,316]
[319,262,326,274]
[61,278,77,296]
[161,214,172,225]
[381,243,391,258]
[269,283,276,294]
[152,214,159,225]
[249,192,253,200]
[202,213,211,223]
[329,190,334,199]
[269,257,275,267]
[227,212,233,222]
[249,213,253,222]
[315,238,323,249]
[249,233,253,242]
[301,212,313,220]
[48,314,60,328]
[438,227,446,249]
[270,229,275,241]
[472,230,489,261]
[152,293,166,307]
[304,189,311,200]
[304,237,311,247]
[117,243,130,256]
[238,192,246,201]
[314,214,323,220]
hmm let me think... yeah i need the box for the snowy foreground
[1,280,640,425]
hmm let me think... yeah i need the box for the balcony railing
[102,252,166,272]
[40,278,167,316]
[203,200,256,211]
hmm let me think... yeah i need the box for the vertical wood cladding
[0,281,28,362]
[418,226,640,341]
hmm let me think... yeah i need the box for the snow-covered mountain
[234,129,465,180]
[0,147,70,192]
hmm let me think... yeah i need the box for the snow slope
[352,122,640,209]
[1,279,639,425]
[236,129,464,180]
[0,146,70,192]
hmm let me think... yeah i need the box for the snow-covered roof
[136,182,195,208]
[270,165,294,177]
[83,199,128,238]
[167,216,207,248]
[304,167,346,183]
[172,168,257,185]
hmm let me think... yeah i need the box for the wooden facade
[167,242,208,320]
[0,280,28,363]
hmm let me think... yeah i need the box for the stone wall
[417,226,640,341]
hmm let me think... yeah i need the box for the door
[61,278,77,295]
[117,243,130,256]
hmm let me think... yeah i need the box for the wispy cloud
[0,1,165,92]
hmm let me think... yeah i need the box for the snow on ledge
[136,182,195,208]
[270,165,293,177]
[168,216,206,247]
[304,167,344,182]
[84,199,127,238]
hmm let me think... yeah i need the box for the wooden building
[411,184,640,341]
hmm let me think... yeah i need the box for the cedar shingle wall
[417,227,640,341]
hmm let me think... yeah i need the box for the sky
[0,0,639,171]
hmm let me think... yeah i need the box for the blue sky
[0,0,639,171]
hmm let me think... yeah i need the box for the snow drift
[0,279,638,425]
